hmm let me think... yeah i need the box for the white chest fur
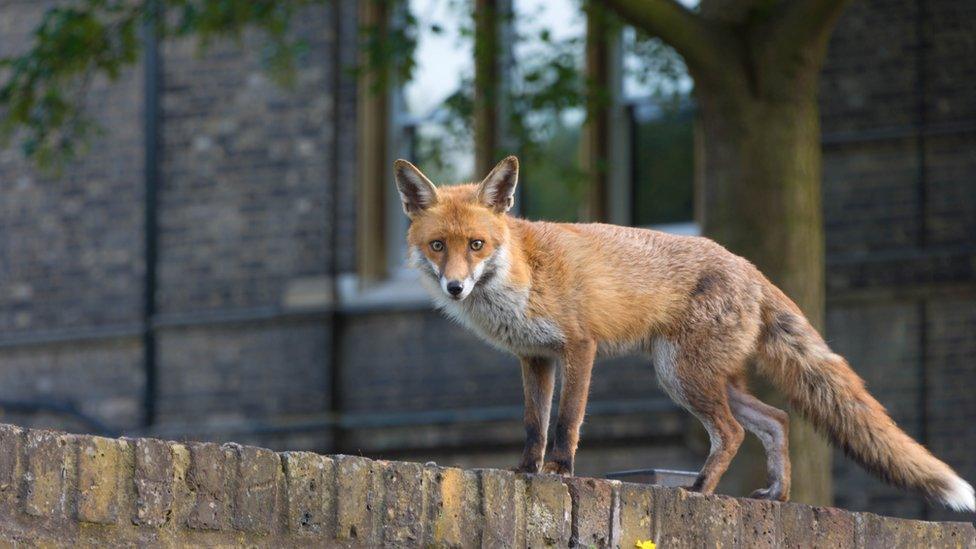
[412,247,565,356]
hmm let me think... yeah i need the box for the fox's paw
[541,460,573,476]
[749,485,788,502]
[511,461,542,474]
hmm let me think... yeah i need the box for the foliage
[0,0,142,165]
[0,0,685,177]
[409,0,688,221]
[0,0,415,167]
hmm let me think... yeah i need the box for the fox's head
[394,156,519,301]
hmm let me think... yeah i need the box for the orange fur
[393,156,975,510]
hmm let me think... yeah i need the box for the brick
[479,469,525,549]
[737,498,779,548]
[425,466,481,548]
[283,451,334,536]
[933,521,976,548]
[565,476,614,548]
[0,425,22,506]
[382,460,426,547]
[856,512,955,549]
[185,442,227,530]
[525,474,571,548]
[133,438,175,528]
[779,503,815,548]
[812,506,856,548]
[653,488,738,548]
[608,479,622,549]
[230,444,280,533]
[617,482,654,548]
[336,455,382,545]
[76,436,126,524]
[23,430,69,518]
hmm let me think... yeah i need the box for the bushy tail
[755,281,975,512]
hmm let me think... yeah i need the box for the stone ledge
[0,423,971,547]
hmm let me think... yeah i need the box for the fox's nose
[446,280,464,296]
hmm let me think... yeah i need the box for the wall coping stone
[0,423,971,547]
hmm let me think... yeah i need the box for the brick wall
[0,0,147,429]
[821,0,976,521]
[151,4,338,432]
[0,2,342,447]
[0,423,971,547]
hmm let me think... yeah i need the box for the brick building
[0,0,973,521]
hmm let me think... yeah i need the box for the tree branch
[768,0,854,61]
[599,0,734,80]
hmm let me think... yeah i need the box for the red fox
[394,155,975,511]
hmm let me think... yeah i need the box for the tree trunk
[473,0,511,176]
[696,69,833,505]
[581,2,612,221]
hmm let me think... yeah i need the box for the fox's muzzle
[446,280,464,297]
[440,275,473,300]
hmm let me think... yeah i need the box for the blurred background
[0,0,973,522]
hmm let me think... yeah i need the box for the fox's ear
[394,159,438,217]
[477,155,518,213]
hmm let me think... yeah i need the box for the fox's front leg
[515,356,556,473]
[543,339,597,476]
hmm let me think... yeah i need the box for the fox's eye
[470,240,484,251]
[430,240,445,252]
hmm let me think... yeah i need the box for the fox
[393,155,976,511]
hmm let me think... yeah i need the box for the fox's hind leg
[727,384,791,501]
[653,337,745,494]
[684,391,744,494]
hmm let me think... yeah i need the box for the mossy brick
[525,474,571,548]
[382,460,427,547]
[0,425,22,505]
[812,506,856,548]
[778,503,815,548]
[23,430,69,518]
[565,476,614,548]
[932,521,976,548]
[424,465,481,548]
[737,498,779,548]
[133,438,175,528]
[283,451,334,536]
[910,518,962,547]
[653,488,739,548]
[479,468,525,549]
[856,512,957,549]
[335,455,383,545]
[185,442,227,530]
[229,444,279,534]
[617,482,654,548]
[76,436,127,524]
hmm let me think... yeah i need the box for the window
[354,1,700,298]
[513,0,587,222]
[629,99,696,231]
[618,24,698,233]
[355,0,478,294]
[389,0,477,275]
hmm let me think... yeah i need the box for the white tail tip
[941,476,976,512]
